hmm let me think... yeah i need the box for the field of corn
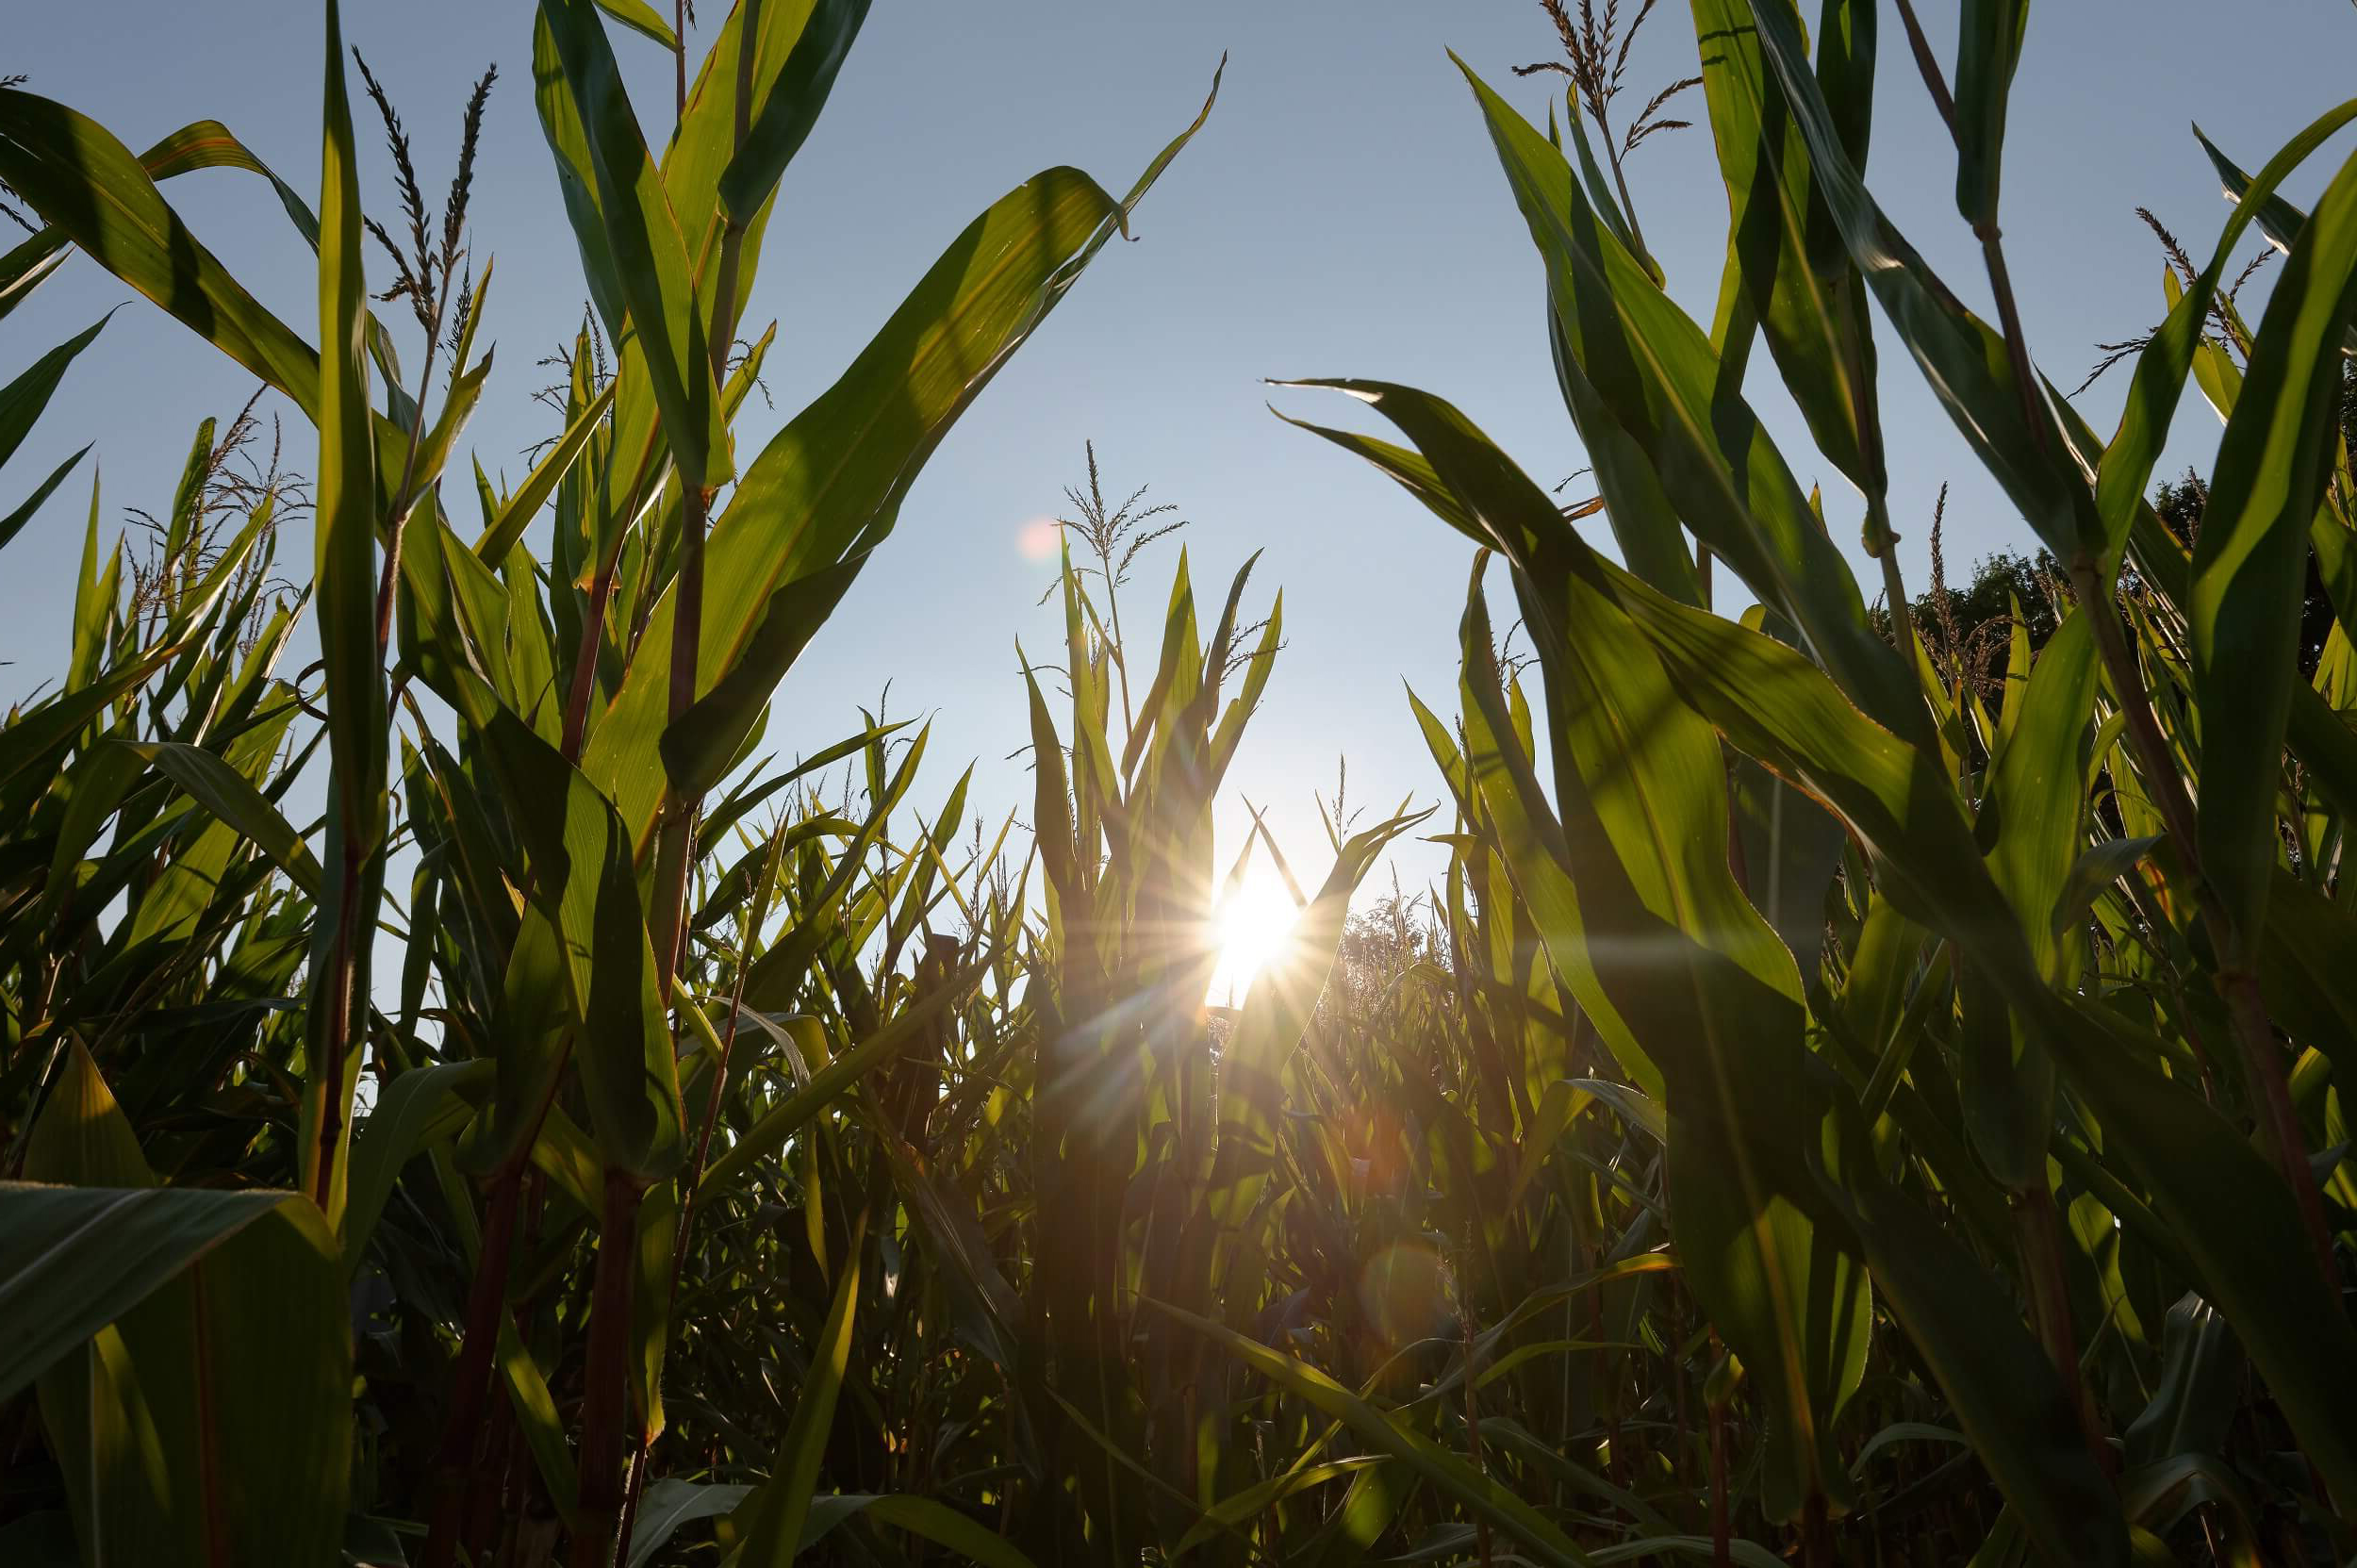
[8,0,2357,1564]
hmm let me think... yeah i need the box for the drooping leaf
[124,739,324,897]
[1444,63,1927,746]
[0,93,321,415]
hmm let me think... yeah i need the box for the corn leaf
[1740,0,2097,564]
[449,668,683,1180]
[726,1214,865,1566]
[1687,0,1886,500]
[0,1181,288,1401]
[2094,102,2357,573]
[2187,138,2357,955]
[1952,0,2029,229]
[0,441,91,554]
[536,0,733,489]
[124,739,324,897]
[1596,559,2357,1499]
[0,91,322,416]
[0,313,108,473]
[587,171,1117,846]
[1143,1297,1593,1568]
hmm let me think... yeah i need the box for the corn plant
[1284,1,2357,1561]
[0,1,1212,1562]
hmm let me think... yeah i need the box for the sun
[1207,867,1303,1003]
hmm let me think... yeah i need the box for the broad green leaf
[449,668,683,1180]
[499,1312,585,1528]
[2052,835,2159,940]
[2187,137,2357,956]
[536,0,733,489]
[1687,0,1886,501]
[667,0,820,247]
[474,377,617,563]
[585,169,1118,842]
[21,1043,152,1193]
[1454,563,1866,1525]
[595,0,679,48]
[0,92,321,415]
[25,1193,353,1568]
[1820,1164,2126,1565]
[341,1060,493,1272]
[20,1060,350,1568]
[67,470,115,690]
[1952,0,2029,229]
[0,115,320,323]
[310,15,377,723]
[1729,750,1845,969]
[526,1104,607,1220]
[1566,1076,1669,1146]
[1171,1460,1383,1559]
[715,0,870,230]
[2194,122,2348,269]
[2258,867,2357,1081]
[1385,67,1927,743]
[1740,0,2098,565]
[0,1182,289,1401]
[628,1480,750,1568]
[1409,684,1664,1098]
[124,739,324,897]
[796,1495,1044,1568]
[658,550,868,797]
[1301,373,1867,1520]
[297,0,387,1237]
[0,95,434,533]
[120,711,295,950]
[404,330,494,511]
[1963,607,2095,1188]
[136,119,321,242]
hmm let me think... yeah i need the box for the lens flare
[1017,517,1063,559]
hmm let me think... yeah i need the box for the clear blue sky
[7,1,2354,900]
